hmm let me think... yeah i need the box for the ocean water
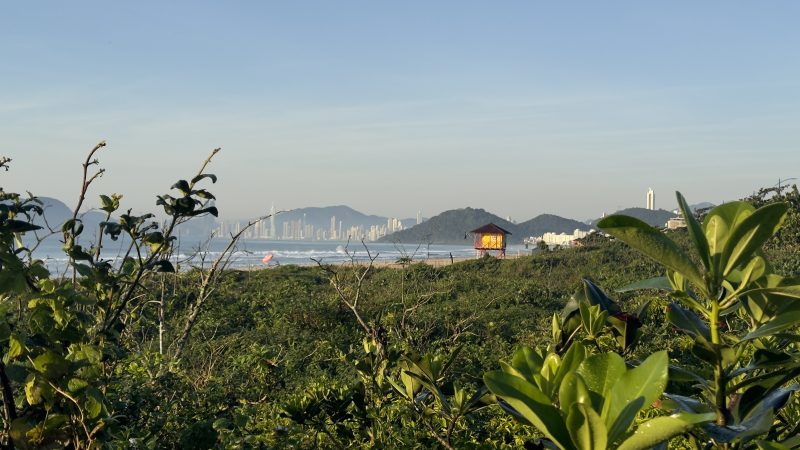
[25,236,526,273]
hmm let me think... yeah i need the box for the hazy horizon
[26,190,734,226]
[2,2,799,222]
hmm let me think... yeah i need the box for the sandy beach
[342,251,532,269]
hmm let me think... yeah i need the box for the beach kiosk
[470,223,512,258]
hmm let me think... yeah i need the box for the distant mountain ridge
[383,206,690,245]
[23,197,217,239]
[376,208,592,245]
[26,198,703,245]
[35,197,106,235]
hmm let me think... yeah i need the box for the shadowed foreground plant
[484,342,714,450]
[598,192,800,448]
[0,144,223,449]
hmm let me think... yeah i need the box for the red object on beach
[261,254,273,264]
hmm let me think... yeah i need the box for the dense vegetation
[2,147,800,449]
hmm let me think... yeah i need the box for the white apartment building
[530,228,594,247]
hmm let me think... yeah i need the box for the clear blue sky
[2,1,799,221]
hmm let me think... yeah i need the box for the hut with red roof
[469,223,512,258]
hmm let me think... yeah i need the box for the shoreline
[374,251,530,268]
[249,251,532,270]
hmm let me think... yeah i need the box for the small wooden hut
[470,223,512,258]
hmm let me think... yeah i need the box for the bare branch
[172,211,281,361]
[314,240,379,337]
[71,140,107,226]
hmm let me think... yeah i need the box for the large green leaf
[666,303,711,340]
[559,372,592,414]
[616,277,672,293]
[741,284,800,301]
[550,342,587,398]
[541,353,563,396]
[740,309,800,341]
[7,332,25,358]
[510,346,545,383]
[721,203,788,276]
[32,351,68,378]
[739,385,799,423]
[603,351,668,436]
[677,192,711,273]
[577,279,621,314]
[662,393,710,414]
[740,275,800,326]
[733,385,788,423]
[666,365,708,385]
[576,353,626,412]
[562,279,620,329]
[617,413,715,450]
[484,371,573,449]
[84,386,104,419]
[703,201,754,258]
[727,256,767,286]
[566,403,607,450]
[704,412,774,443]
[597,216,706,294]
[25,375,53,405]
[606,397,645,445]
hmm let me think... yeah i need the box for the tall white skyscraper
[646,188,655,210]
[417,210,422,225]
[270,203,276,239]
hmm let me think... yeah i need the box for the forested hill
[591,207,674,228]
[516,214,591,238]
[377,207,518,244]
[33,197,106,233]
[378,209,596,244]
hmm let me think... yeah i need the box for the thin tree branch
[173,212,282,361]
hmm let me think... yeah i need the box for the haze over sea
[29,237,509,274]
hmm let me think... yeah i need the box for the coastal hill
[516,214,590,239]
[22,197,218,240]
[34,197,106,234]
[376,208,592,245]
[377,207,517,245]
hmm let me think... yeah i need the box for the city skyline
[2,2,799,221]
[215,213,409,242]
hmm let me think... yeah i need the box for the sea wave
[28,239,486,272]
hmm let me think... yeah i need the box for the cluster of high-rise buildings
[525,228,595,248]
[213,212,411,242]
